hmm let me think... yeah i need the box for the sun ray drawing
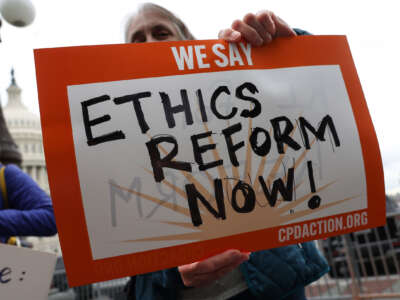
[113,113,358,245]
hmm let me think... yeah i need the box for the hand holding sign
[218,10,296,46]
[178,249,249,287]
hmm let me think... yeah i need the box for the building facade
[2,70,60,254]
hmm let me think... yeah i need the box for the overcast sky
[0,0,399,194]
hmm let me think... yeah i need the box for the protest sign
[34,36,385,286]
[0,244,57,300]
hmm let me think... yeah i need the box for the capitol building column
[33,165,38,183]
[37,165,42,186]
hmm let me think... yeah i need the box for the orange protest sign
[34,36,385,286]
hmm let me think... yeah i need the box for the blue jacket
[134,242,329,299]
[0,164,57,243]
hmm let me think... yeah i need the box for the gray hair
[125,3,195,43]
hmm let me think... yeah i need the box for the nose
[145,33,157,43]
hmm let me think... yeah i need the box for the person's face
[127,11,181,43]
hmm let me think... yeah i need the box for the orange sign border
[34,36,385,286]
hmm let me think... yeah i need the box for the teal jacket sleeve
[293,28,311,35]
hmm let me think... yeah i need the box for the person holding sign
[0,164,57,245]
[124,3,328,300]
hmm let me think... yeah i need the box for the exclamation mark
[19,271,26,281]
[307,161,321,209]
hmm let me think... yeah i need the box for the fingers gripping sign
[219,10,296,46]
[178,249,250,287]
